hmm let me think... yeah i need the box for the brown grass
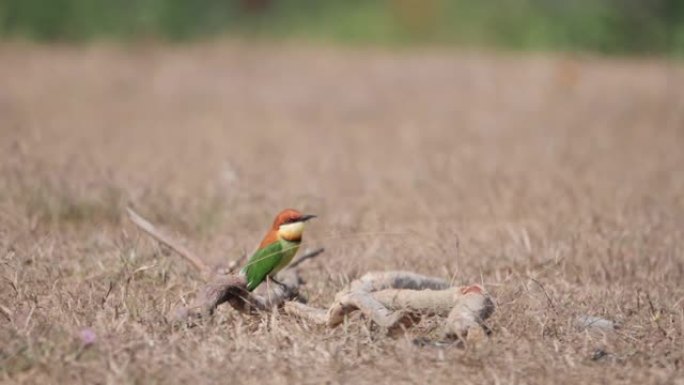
[1,41,683,384]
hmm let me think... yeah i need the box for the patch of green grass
[0,0,683,55]
[0,342,34,376]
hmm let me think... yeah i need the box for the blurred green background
[0,0,683,55]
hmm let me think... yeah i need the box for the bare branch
[445,290,495,339]
[371,288,462,315]
[283,302,328,324]
[126,207,208,276]
[350,271,451,292]
[326,273,494,334]
[224,253,248,273]
[288,247,325,269]
[328,290,407,328]
[173,268,305,322]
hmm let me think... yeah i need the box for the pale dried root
[283,301,328,324]
[350,271,451,292]
[288,272,495,337]
[444,285,495,340]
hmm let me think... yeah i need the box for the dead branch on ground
[126,207,494,339]
[127,207,323,320]
[127,207,209,276]
[284,272,494,338]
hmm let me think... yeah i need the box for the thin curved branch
[288,248,325,269]
[127,207,208,275]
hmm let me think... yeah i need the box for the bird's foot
[268,276,289,291]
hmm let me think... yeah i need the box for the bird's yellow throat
[278,221,305,241]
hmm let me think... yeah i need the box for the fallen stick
[289,248,326,269]
[350,271,452,292]
[286,272,495,337]
[127,207,209,276]
[175,267,306,320]
[283,301,328,324]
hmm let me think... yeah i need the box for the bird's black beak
[299,214,317,222]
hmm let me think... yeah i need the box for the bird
[240,209,316,291]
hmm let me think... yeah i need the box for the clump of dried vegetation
[1,43,683,384]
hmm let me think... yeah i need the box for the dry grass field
[1,42,683,384]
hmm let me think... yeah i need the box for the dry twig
[127,207,209,276]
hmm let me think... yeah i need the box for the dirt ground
[1,42,683,384]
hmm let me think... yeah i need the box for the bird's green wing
[241,241,283,291]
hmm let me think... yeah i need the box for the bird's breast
[278,221,305,242]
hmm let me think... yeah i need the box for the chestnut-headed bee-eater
[240,209,316,291]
